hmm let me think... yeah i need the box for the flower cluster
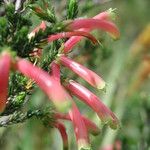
[0,9,119,150]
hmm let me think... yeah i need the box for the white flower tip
[109,118,120,130]
[101,117,119,130]
[107,8,117,20]
[78,140,91,150]
[97,81,106,91]
[28,32,35,40]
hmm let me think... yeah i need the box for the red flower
[0,52,11,112]
[16,58,72,112]
[55,112,101,136]
[63,10,118,53]
[65,19,120,39]
[69,103,90,150]
[54,122,69,150]
[47,31,98,44]
[50,61,61,81]
[65,80,119,129]
[28,21,46,39]
[59,56,105,90]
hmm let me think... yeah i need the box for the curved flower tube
[65,80,119,129]
[50,61,61,82]
[55,122,69,150]
[69,103,90,150]
[47,31,98,44]
[28,21,46,39]
[16,58,72,112]
[82,116,101,136]
[55,113,101,136]
[59,56,105,90]
[0,52,11,112]
[64,10,118,53]
[65,19,120,39]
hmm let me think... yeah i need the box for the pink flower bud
[34,21,46,32]
[50,61,60,82]
[28,21,46,39]
[65,19,120,40]
[66,80,119,129]
[64,10,118,53]
[0,52,11,112]
[47,31,98,44]
[60,56,105,90]
[55,122,69,150]
[69,103,90,150]
[55,113,101,136]
[16,58,72,112]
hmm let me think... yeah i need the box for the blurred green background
[0,0,150,149]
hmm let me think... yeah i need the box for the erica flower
[0,52,11,112]
[28,21,46,39]
[47,31,98,44]
[50,61,61,81]
[16,58,72,112]
[65,19,120,39]
[63,9,118,53]
[54,122,69,150]
[65,80,119,129]
[59,56,105,90]
[55,112,101,136]
[29,23,98,45]
[69,103,90,150]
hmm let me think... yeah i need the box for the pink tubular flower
[33,21,46,33]
[63,10,118,53]
[55,113,101,136]
[59,56,105,90]
[47,31,98,44]
[16,58,72,112]
[50,61,60,82]
[65,19,120,39]
[69,103,90,150]
[65,80,119,129]
[0,52,11,112]
[54,122,69,150]
[28,21,46,39]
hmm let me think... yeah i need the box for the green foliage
[29,0,56,23]
[0,107,55,127]
[0,2,65,57]
[66,0,78,19]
